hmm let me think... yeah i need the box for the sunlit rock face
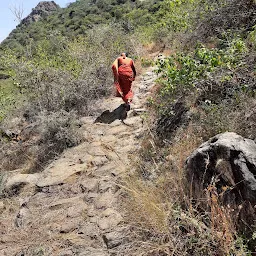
[21,1,60,26]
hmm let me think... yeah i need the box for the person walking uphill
[112,52,136,111]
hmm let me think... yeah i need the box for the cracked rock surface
[0,67,157,255]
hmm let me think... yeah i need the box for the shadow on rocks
[94,104,127,124]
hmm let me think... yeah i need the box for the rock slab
[186,132,256,205]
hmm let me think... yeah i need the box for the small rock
[123,116,142,128]
[86,192,98,201]
[110,168,125,176]
[88,147,105,156]
[100,135,116,143]
[87,206,97,217]
[0,201,5,213]
[89,217,98,223]
[78,248,107,256]
[132,108,147,115]
[77,222,98,238]
[49,196,85,210]
[37,163,87,187]
[90,141,102,147]
[77,158,84,164]
[62,233,86,246]
[106,126,128,136]
[102,231,123,249]
[15,207,30,228]
[94,191,116,209]
[15,251,25,256]
[94,163,118,176]
[59,250,74,256]
[67,204,88,218]
[80,179,99,193]
[98,208,123,230]
[80,116,94,125]
[117,145,134,154]
[60,219,80,233]
[91,156,108,167]
[98,180,113,192]
[5,173,39,194]
[165,154,175,162]
[19,197,30,207]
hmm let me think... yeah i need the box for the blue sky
[0,0,76,42]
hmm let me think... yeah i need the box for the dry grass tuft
[118,125,249,255]
[123,176,170,234]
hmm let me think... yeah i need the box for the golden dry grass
[120,125,249,255]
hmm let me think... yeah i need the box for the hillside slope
[1,0,256,254]
[0,0,162,51]
[0,66,157,255]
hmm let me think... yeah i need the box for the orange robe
[112,57,136,103]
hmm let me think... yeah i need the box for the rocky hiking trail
[0,66,157,255]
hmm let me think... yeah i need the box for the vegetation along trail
[1,0,256,254]
[0,65,158,255]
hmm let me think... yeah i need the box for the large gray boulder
[185,132,256,206]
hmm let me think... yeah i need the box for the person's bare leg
[125,99,132,111]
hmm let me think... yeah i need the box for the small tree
[9,2,24,23]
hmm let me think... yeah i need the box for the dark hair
[120,52,129,57]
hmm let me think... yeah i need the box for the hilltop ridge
[0,0,161,50]
[20,1,60,26]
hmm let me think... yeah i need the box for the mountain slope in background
[1,0,162,51]
[21,1,60,26]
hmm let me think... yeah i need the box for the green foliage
[156,39,247,100]
[156,0,197,32]
[0,0,231,52]
[0,23,135,116]
[248,25,256,49]
[31,38,83,78]
[0,49,19,77]
[0,23,136,172]
[1,0,154,50]
[140,57,155,67]
[154,36,255,143]
[0,79,23,122]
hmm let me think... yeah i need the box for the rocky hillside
[0,63,157,256]
[0,0,162,51]
[0,0,256,255]
[20,1,60,26]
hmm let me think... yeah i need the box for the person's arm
[112,58,123,96]
[112,59,118,82]
[131,60,136,79]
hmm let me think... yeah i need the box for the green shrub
[0,23,140,172]
[155,38,247,106]
[153,36,255,142]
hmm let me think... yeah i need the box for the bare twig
[9,2,24,23]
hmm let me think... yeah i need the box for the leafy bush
[155,39,246,99]
[0,23,139,173]
[194,0,256,41]
[153,37,250,107]
[31,110,82,172]
[0,79,23,121]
